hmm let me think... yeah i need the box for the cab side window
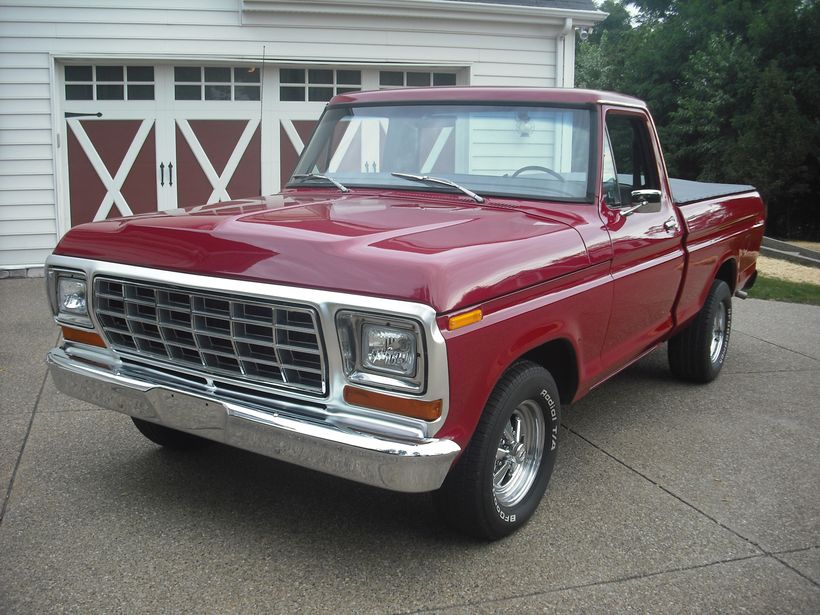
[604,114,660,205]
[602,129,620,206]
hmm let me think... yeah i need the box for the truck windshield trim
[290,103,597,203]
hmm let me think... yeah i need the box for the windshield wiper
[391,172,484,203]
[292,173,350,193]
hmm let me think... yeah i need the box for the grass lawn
[748,274,820,306]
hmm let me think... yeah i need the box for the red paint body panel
[55,189,590,314]
[53,88,766,455]
[674,192,766,326]
[439,262,612,444]
[593,106,686,385]
[331,87,645,108]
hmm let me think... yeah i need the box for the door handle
[168,162,174,187]
[159,162,165,187]
[664,217,679,232]
[64,112,103,118]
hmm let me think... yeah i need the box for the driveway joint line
[772,545,820,555]
[398,553,767,615]
[563,425,767,555]
[733,329,820,363]
[724,368,820,374]
[770,553,820,588]
[0,335,55,526]
[43,407,108,414]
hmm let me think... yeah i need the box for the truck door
[598,109,685,375]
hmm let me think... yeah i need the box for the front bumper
[48,348,460,493]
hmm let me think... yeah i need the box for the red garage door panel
[226,125,261,198]
[175,119,261,208]
[66,126,108,227]
[280,120,318,185]
[120,127,157,217]
[66,119,157,226]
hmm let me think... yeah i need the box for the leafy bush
[577,0,820,239]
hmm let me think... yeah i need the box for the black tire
[434,361,561,540]
[131,417,211,450]
[668,279,732,383]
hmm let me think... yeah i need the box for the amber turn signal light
[448,308,482,331]
[61,326,106,348]
[343,386,443,421]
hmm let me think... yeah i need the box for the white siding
[0,0,586,268]
[0,46,55,268]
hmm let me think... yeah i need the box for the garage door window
[279,68,361,102]
[174,66,261,101]
[379,71,457,89]
[65,65,155,101]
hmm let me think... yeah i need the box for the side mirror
[619,189,662,216]
[631,189,661,205]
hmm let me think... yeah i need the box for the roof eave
[241,0,607,26]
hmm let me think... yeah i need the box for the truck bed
[670,178,756,205]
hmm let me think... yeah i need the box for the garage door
[60,63,459,228]
[62,64,267,226]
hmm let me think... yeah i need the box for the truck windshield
[290,104,593,202]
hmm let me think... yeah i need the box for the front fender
[437,262,612,448]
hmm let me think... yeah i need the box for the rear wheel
[131,418,211,450]
[668,279,732,382]
[434,361,561,540]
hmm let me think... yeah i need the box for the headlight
[48,269,93,328]
[362,323,417,376]
[337,311,425,393]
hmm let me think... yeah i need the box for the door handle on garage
[64,112,103,118]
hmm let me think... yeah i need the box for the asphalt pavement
[1,277,818,613]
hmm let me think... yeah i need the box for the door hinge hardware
[64,112,103,119]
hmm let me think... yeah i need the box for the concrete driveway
[1,277,818,613]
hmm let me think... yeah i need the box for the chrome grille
[93,277,326,395]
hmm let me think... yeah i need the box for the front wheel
[668,279,732,383]
[434,361,561,540]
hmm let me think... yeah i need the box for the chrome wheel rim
[493,400,545,507]
[710,302,727,363]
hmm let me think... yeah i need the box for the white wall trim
[53,53,473,67]
[241,0,605,26]
[48,53,68,238]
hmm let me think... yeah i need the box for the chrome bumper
[47,348,460,493]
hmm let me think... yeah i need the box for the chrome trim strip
[684,223,763,254]
[610,248,683,281]
[45,255,450,439]
[48,348,460,493]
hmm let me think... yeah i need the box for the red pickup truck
[45,88,765,539]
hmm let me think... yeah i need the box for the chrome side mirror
[619,189,662,216]
[631,189,661,204]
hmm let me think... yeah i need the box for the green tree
[729,62,814,236]
[576,0,820,239]
[665,33,755,181]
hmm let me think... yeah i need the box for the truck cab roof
[329,87,647,108]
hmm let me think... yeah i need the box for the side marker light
[448,308,483,331]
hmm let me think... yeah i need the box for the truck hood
[55,190,590,313]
